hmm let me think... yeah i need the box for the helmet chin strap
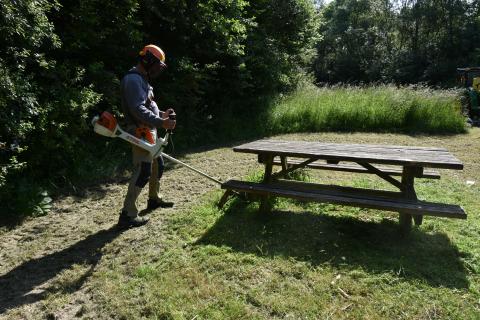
[145,65,164,82]
[140,62,152,82]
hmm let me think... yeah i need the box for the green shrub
[0,0,320,221]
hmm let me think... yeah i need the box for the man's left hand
[162,108,175,119]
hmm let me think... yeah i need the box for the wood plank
[221,180,467,219]
[271,158,319,179]
[234,140,463,169]
[239,143,458,161]
[272,179,406,199]
[236,139,449,152]
[261,148,462,165]
[357,162,404,190]
[235,140,450,154]
[255,151,460,167]
[270,159,441,179]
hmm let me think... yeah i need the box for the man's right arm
[124,76,164,127]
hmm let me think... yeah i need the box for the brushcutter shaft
[160,152,223,185]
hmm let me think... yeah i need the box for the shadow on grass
[196,198,469,289]
[0,226,125,315]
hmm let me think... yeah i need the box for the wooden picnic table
[219,139,466,232]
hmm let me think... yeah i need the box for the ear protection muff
[143,51,158,67]
[139,50,154,68]
[139,50,167,72]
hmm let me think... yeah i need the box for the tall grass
[265,84,467,134]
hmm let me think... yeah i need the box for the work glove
[161,108,176,130]
[162,118,176,130]
[160,108,174,119]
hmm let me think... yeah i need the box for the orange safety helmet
[139,44,167,69]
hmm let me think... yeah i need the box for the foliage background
[315,0,480,84]
[1,0,479,219]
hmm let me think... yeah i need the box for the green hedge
[0,0,319,220]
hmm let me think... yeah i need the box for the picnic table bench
[219,139,467,232]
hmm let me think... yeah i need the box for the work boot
[147,198,174,210]
[117,210,149,229]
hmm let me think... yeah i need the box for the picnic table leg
[217,190,234,209]
[281,156,288,173]
[259,154,274,214]
[399,166,423,232]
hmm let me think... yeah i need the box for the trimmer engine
[92,112,118,138]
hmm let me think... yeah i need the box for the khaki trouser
[122,145,164,217]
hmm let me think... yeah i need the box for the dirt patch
[0,129,478,319]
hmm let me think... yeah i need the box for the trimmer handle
[167,111,176,134]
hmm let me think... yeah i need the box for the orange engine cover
[135,127,155,144]
[98,111,117,131]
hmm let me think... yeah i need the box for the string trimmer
[91,111,223,185]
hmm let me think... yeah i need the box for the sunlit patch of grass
[53,130,479,319]
[93,167,479,319]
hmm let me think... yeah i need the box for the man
[118,44,176,228]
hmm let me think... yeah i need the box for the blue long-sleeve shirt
[121,67,164,129]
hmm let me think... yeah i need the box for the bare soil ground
[0,129,478,319]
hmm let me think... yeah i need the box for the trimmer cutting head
[92,111,118,137]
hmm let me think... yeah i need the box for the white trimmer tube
[116,126,160,155]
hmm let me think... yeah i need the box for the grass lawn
[91,129,479,319]
[1,84,476,319]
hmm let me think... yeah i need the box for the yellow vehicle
[457,67,480,125]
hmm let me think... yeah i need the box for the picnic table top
[233,139,464,170]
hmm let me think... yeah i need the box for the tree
[1,0,320,218]
[314,0,480,84]
[315,0,396,83]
